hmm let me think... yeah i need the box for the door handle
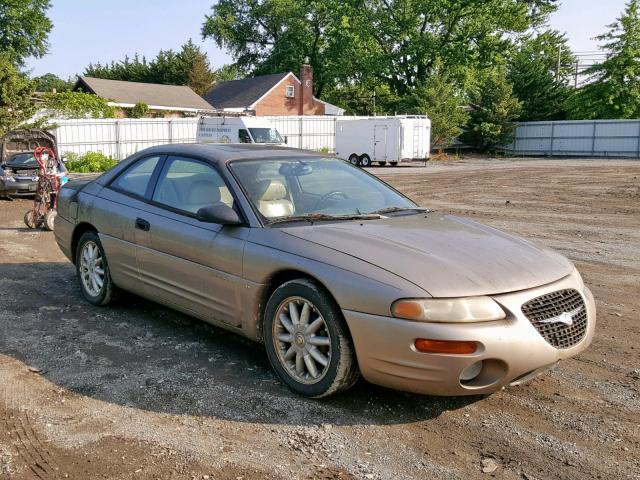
[135,217,150,231]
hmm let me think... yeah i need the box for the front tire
[264,279,359,398]
[348,154,360,166]
[360,154,372,167]
[44,210,57,231]
[75,231,117,306]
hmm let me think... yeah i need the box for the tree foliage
[396,67,469,147]
[33,73,74,93]
[461,71,522,151]
[570,0,640,119]
[202,0,559,99]
[0,0,52,65]
[44,91,116,118]
[508,30,574,121]
[0,54,40,136]
[84,40,216,94]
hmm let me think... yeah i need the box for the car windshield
[248,128,283,144]
[229,157,418,223]
[6,153,37,166]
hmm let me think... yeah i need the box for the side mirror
[284,135,288,144]
[196,203,242,225]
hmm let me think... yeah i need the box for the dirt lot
[0,158,639,480]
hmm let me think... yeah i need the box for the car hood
[280,212,573,297]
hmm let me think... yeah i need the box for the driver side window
[152,156,234,215]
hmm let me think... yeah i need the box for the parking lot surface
[1,158,639,479]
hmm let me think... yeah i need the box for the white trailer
[196,116,285,145]
[335,116,431,167]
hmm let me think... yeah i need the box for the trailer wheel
[348,154,360,166]
[378,161,387,166]
[360,154,372,168]
[390,161,399,167]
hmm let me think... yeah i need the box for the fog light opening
[460,361,483,383]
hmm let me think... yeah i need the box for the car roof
[138,143,324,165]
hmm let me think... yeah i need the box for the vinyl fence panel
[508,119,640,158]
[52,118,200,160]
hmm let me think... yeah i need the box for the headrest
[260,180,287,201]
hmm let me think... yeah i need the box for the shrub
[65,151,117,172]
[45,91,116,118]
[128,102,149,118]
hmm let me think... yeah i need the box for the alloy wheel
[273,296,332,384]
[79,241,105,296]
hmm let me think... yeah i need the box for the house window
[285,85,295,98]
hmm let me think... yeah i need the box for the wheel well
[70,223,97,264]
[256,270,336,341]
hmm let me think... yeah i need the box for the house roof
[203,72,291,109]
[74,77,215,111]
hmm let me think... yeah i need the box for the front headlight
[391,296,506,323]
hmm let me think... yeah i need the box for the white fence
[51,116,340,160]
[52,118,200,160]
[507,119,640,158]
[52,116,640,161]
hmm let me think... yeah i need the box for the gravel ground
[0,158,638,480]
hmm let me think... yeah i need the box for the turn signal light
[414,339,478,355]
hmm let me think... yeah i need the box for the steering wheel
[313,191,349,210]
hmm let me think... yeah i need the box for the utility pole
[574,60,579,88]
[556,46,562,82]
[372,90,376,116]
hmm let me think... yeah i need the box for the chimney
[299,63,314,115]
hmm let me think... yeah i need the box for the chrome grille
[521,289,587,349]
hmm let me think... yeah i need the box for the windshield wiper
[372,206,429,215]
[268,213,382,225]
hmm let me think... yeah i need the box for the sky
[26,0,630,80]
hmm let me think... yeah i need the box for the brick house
[203,65,344,116]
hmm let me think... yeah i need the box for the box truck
[196,116,285,145]
[335,116,431,167]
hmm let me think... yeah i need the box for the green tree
[188,54,216,95]
[397,69,469,147]
[0,54,40,136]
[0,0,52,65]
[461,71,522,151]
[214,64,243,83]
[44,91,115,118]
[571,0,640,119]
[508,31,574,121]
[84,40,217,92]
[33,73,74,92]
[202,0,558,98]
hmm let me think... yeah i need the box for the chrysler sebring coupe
[54,144,596,398]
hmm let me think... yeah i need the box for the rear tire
[360,154,372,168]
[378,161,387,166]
[75,231,117,306]
[263,279,359,398]
[390,161,399,166]
[348,154,360,166]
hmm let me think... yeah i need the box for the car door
[92,155,164,293]
[134,155,248,327]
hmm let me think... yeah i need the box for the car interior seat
[257,180,294,218]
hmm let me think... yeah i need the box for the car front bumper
[342,272,596,396]
[0,178,37,196]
